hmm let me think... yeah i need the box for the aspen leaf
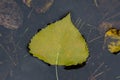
[29,13,89,66]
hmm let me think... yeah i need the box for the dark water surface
[0,0,120,80]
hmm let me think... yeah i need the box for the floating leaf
[105,28,120,54]
[29,13,89,66]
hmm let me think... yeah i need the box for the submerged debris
[23,0,32,7]
[99,22,113,34]
[23,0,54,13]
[0,0,23,30]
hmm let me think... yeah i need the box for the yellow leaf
[105,28,120,54]
[29,13,89,66]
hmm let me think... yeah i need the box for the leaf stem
[55,52,60,80]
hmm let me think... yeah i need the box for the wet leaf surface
[29,14,89,66]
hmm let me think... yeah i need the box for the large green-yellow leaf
[29,13,89,66]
